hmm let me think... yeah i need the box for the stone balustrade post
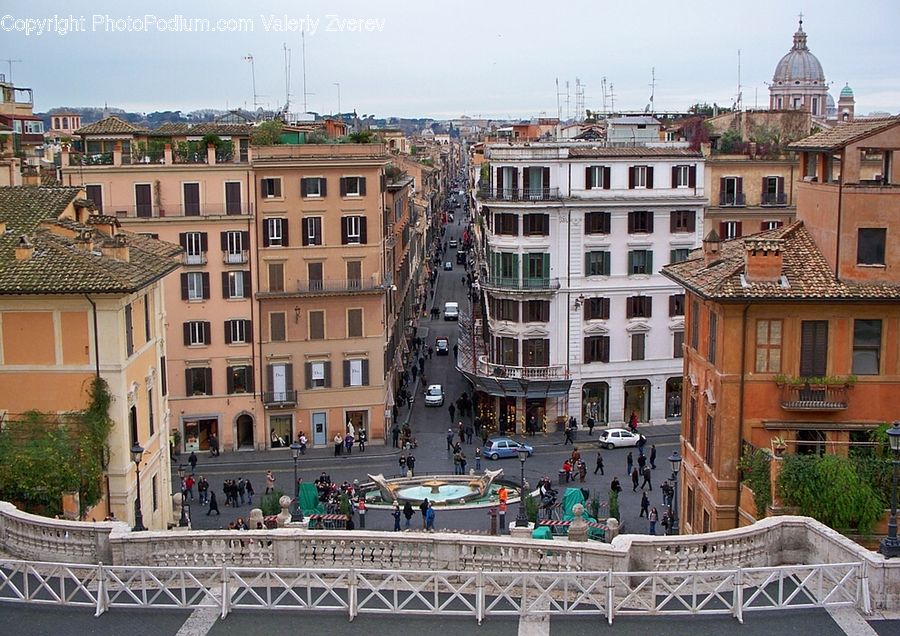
[113,142,122,166]
[163,143,173,165]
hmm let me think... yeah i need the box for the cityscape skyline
[3,0,899,119]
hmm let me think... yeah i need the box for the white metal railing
[0,559,865,623]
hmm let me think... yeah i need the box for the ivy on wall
[738,446,772,519]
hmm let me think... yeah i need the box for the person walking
[650,444,657,470]
[419,498,430,529]
[358,427,367,452]
[446,428,455,451]
[626,451,633,476]
[392,503,402,532]
[448,403,456,423]
[641,466,653,491]
[577,460,587,483]
[453,343,458,359]
[564,425,574,445]
[425,502,436,531]
[265,470,276,494]
[403,501,414,530]
[237,477,246,505]
[458,421,466,446]
[586,417,595,436]
[594,452,604,476]
[406,454,416,476]
[648,507,658,535]
[207,491,220,516]
[197,476,209,505]
[631,467,640,492]
[637,453,646,471]
[188,451,198,472]
[610,477,622,495]
[399,453,407,475]
[640,491,650,518]
[391,425,400,449]
[245,478,254,506]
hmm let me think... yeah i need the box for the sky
[3,0,899,120]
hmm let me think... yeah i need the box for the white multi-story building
[463,142,704,434]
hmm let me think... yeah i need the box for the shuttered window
[584,297,610,320]
[631,333,646,361]
[584,336,610,363]
[343,359,370,387]
[270,312,286,342]
[800,320,828,377]
[347,308,363,338]
[309,310,325,340]
[585,211,611,234]
[670,210,696,233]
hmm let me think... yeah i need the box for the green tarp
[560,487,604,540]
[531,525,553,540]
[298,482,325,516]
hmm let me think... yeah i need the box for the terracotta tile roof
[0,186,181,295]
[39,169,60,186]
[788,116,900,151]
[661,221,900,301]
[567,147,701,158]
[74,116,148,136]
[152,122,253,136]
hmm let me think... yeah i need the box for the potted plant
[771,435,787,457]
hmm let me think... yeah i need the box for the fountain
[366,469,510,508]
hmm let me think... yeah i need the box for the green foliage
[738,446,772,518]
[607,489,620,521]
[174,140,205,162]
[251,120,284,146]
[589,496,601,519]
[524,493,538,523]
[774,374,857,386]
[719,129,744,153]
[260,489,285,516]
[777,453,885,534]
[339,493,351,516]
[347,130,374,144]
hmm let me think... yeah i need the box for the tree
[251,120,284,146]
[348,130,374,144]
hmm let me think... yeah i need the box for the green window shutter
[647,251,653,274]
[542,254,549,279]
[628,251,634,274]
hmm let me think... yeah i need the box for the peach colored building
[0,186,181,529]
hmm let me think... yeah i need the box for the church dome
[772,21,825,86]
[840,84,854,98]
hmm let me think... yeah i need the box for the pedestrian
[188,451,197,472]
[428,346,434,359]
[198,476,209,504]
[411,365,418,381]
[237,477,246,505]
[611,477,622,494]
[637,435,647,456]
[564,425,574,445]
[358,427,367,452]
[419,498,430,529]
[406,454,416,476]
[245,478,254,506]
[587,417,595,436]
[425,502,436,531]
[392,425,400,448]
[403,501,414,529]
[631,467,639,492]
[446,428,455,451]
[207,491,220,516]
[392,503,402,532]
[594,452,604,475]
[637,453,646,471]
[299,433,308,455]
[577,460,587,483]
[465,424,474,445]
[629,411,638,433]
[418,356,425,374]
[357,498,366,529]
[641,466,653,491]
[334,434,343,456]
[475,446,482,470]
[209,433,219,457]
[528,415,537,437]
[453,343,458,358]
[649,507,658,534]
[265,470,276,494]
[661,509,671,535]
[650,444,657,470]
[448,403,456,423]
[562,459,573,482]
[184,474,195,500]
[458,420,466,446]
[640,491,650,518]
[626,451,633,475]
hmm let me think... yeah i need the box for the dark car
[456,251,466,264]
[435,337,449,355]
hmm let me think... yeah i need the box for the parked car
[449,239,458,248]
[443,301,459,320]
[443,261,453,271]
[598,428,646,449]
[435,337,449,355]
[482,437,534,460]
[424,384,444,407]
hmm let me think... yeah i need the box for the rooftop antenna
[647,67,656,113]
[609,83,616,114]
[735,49,743,112]
[575,78,585,122]
[2,59,21,83]
[601,77,608,114]
[282,43,292,116]
[243,54,259,112]
[555,78,561,121]
[300,31,311,114]
[565,80,571,121]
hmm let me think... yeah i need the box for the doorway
[183,418,218,452]
[582,382,609,425]
[236,414,254,449]
[665,378,683,419]
[312,412,327,446]
[525,398,545,434]
[498,397,516,434]
[623,379,651,423]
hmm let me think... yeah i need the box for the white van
[443,301,459,320]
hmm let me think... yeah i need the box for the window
[523,339,549,366]
[670,210,696,233]
[669,294,685,317]
[225,319,251,344]
[342,215,367,244]
[340,176,366,197]
[348,308,363,338]
[524,253,549,283]
[152,475,158,512]
[143,295,151,341]
[719,177,744,206]
[186,367,212,396]
[309,310,325,340]
[301,177,326,198]
[702,509,711,533]
[522,166,550,199]
[719,221,743,240]
[307,262,324,291]
[343,359,370,387]
[670,248,690,264]
[688,398,697,447]
[184,320,211,346]
[495,213,518,236]
[268,364,295,401]
[160,356,167,396]
[626,296,652,319]
[686,487,695,531]
[628,211,654,234]
[585,251,611,276]
[761,220,784,231]
[797,430,826,456]
[584,297,610,320]
[631,333,646,361]
[223,271,250,299]
[180,232,207,264]
[495,336,518,365]
[629,165,653,189]
[584,336,610,363]
[182,182,201,216]
[302,217,323,246]
[182,272,209,301]
[85,184,103,212]
[852,319,882,375]
[755,319,782,373]
[347,261,362,289]
[762,176,786,205]
[585,211,611,234]
[628,250,654,275]
[857,228,886,266]
[270,312,286,341]
[523,213,549,236]
[708,312,718,363]
[260,177,282,199]
[267,262,284,292]
[222,231,249,263]
[691,300,700,349]
[585,165,610,190]
[492,298,519,322]
[800,320,828,377]
[125,303,134,356]
[672,165,695,188]
[523,300,550,322]
[674,331,684,358]
[264,218,287,247]
[704,414,714,465]
[24,120,43,134]
[306,361,331,388]
[225,181,242,214]
[227,365,253,394]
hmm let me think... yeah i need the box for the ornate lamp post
[879,422,900,558]
[668,450,682,535]
[515,446,530,527]
[176,465,189,527]
[290,442,302,522]
[131,443,146,532]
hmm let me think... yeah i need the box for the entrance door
[312,412,327,446]
[623,379,651,423]
[236,414,254,449]
[525,398,545,434]
[135,184,152,218]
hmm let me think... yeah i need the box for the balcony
[761,192,788,206]
[458,354,572,398]
[182,253,207,266]
[110,203,252,219]
[223,251,249,265]
[258,278,385,299]
[262,390,298,408]
[719,192,746,207]
[477,357,567,380]
[779,383,850,411]
[481,276,560,291]
[478,186,560,201]
[69,152,114,166]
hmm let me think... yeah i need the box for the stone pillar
[163,143,173,165]
[605,517,619,542]
[508,522,534,539]
[567,503,588,542]
[207,143,216,164]
[113,142,122,166]
[275,496,292,528]
[769,456,784,510]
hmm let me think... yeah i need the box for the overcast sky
[3,0,899,119]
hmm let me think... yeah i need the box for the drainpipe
[84,294,100,379]
[834,171,844,279]
[247,170,257,404]
[734,302,750,528]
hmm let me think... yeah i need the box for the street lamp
[880,421,900,558]
[668,450,682,535]
[515,447,530,527]
[176,465,189,527]
[290,442,302,522]
[131,443,146,532]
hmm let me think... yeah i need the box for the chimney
[89,215,119,237]
[101,233,130,262]
[744,237,785,283]
[73,229,94,252]
[14,235,33,260]
[749,142,757,159]
[702,229,722,266]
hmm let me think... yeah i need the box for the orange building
[662,116,900,532]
